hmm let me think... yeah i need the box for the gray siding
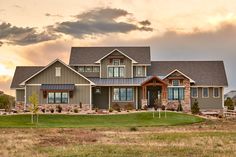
[101,51,132,78]
[26,85,90,105]
[27,61,90,84]
[16,89,25,102]
[92,87,109,109]
[191,87,223,109]
[133,66,146,77]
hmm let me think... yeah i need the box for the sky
[0,0,236,96]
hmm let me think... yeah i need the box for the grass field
[0,112,235,157]
[0,112,204,128]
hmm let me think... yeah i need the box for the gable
[22,60,92,85]
[163,69,195,83]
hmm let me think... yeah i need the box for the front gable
[163,69,195,83]
[21,59,93,85]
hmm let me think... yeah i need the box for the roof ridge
[71,46,150,48]
[151,60,224,62]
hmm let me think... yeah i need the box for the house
[10,47,228,111]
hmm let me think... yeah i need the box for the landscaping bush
[109,108,113,112]
[0,95,11,112]
[130,127,138,131]
[191,99,200,114]
[56,105,62,113]
[74,108,79,113]
[224,97,234,110]
[161,105,166,110]
[112,103,121,112]
[177,101,183,112]
[124,103,134,111]
[41,108,45,113]
[50,108,54,113]
[143,105,148,110]
[79,102,82,109]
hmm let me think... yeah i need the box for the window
[112,59,120,65]
[55,67,61,77]
[93,67,100,72]
[108,67,124,77]
[191,88,198,98]
[113,88,133,101]
[202,88,209,98]
[85,66,92,72]
[168,88,184,100]
[78,67,84,72]
[136,67,143,76]
[172,80,180,86]
[213,88,220,98]
[48,92,69,104]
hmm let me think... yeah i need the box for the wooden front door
[147,86,162,108]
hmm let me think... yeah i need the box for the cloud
[0,75,13,96]
[45,13,63,18]
[0,41,3,47]
[139,20,151,26]
[12,4,22,8]
[0,22,58,46]
[49,7,153,38]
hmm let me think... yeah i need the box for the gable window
[168,87,184,100]
[78,67,84,72]
[213,88,220,98]
[202,88,209,98]
[191,87,198,98]
[108,67,124,77]
[48,92,68,104]
[93,67,100,72]
[113,88,133,101]
[136,66,144,76]
[172,80,180,86]
[112,59,120,65]
[85,66,92,72]
[55,67,61,77]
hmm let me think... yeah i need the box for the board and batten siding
[26,61,90,84]
[100,51,132,78]
[16,89,25,102]
[26,85,90,105]
[190,87,223,109]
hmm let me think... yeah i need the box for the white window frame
[213,87,220,98]
[55,67,61,77]
[112,87,134,102]
[136,66,144,77]
[202,87,209,98]
[107,65,125,78]
[191,87,198,98]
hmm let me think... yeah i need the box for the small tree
[224,97,234,110]
[191,99,200,114]
[177,100,183,112]
[0,95,11,112]
[29,93,39,124]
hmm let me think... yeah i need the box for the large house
[11,47,228,111]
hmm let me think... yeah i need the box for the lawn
[0,112,204,128]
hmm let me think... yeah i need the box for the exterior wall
[100,51,132,78]
[92,87,109,109]
[16,89,25,102]
[110,86,137,109]
[191,87,223,110]
[164,72,191,111]
[25,85,90,105]
[133,66,146,77]
[27,61,90,84]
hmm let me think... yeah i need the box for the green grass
[0,112,204,128]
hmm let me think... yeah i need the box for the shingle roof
[10,66,44,88]
[148,61,228,86]
[69,47,151,65]
[41,84,75,91]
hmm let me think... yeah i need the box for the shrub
[109,108,113,112]
[143,105,148,110]
[79,102,82,109]
[41,108,45,113]
[191,99,200,114]
[56,105,62,113]
[224,97,234,110]
[177,101,183,112]
[124,103,134,111]
[50,108,54,113]
[161,105,166,110]
[94,108,99,112]
[74,108,79,113]
[0,95,11,112]
[112,103,121,112]
[130,127,138,131]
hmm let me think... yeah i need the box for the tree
[29,93,39,124]
[191,99,200,114]
[0,95,11,112]
[224,97,234,110]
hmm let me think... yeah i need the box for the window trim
[213,87,220,98]
[202,87,209,98]
[47,92,69,104]
[112,87,134,102]
[107,65,125,78]
[191,87,198,98]
[55,67,61,77]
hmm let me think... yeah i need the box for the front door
[147,86,162,108]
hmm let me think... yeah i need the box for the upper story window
[136,66,144,76]
[78,67,84,72]
[112,59,120,65]
[93,67,100,72]
[213,88,220,98]
[202,87,209,98]
[85,66,92,72]
[191,87,198,98]
[172,80,180,86]
[55,67,61,77]
[108,67,124,77]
